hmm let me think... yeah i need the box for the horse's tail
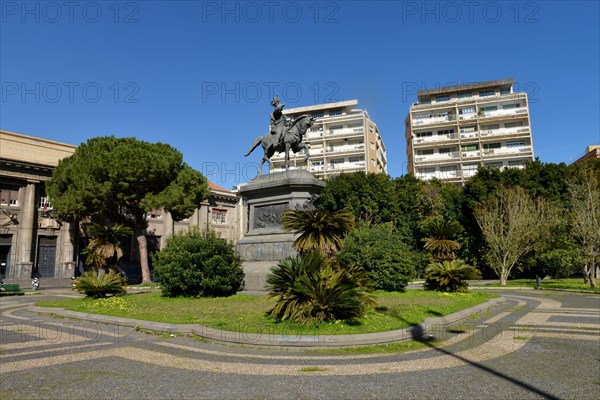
[244,136,262,157]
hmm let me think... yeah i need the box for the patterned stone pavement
[1,290,598,399]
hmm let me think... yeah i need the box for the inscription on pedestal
[253,203,287,229]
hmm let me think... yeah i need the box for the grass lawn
[37,290,497,336]
[484,278,600,292]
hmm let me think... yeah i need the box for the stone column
[58,221,76,278]
[16,182,36,278]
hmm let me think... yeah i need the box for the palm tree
[420,215,462,261]
[282,208,355,256]
[83,223,133,271]
[424,259,481,292]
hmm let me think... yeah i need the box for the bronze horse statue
[245,114,315,174]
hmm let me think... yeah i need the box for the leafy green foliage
[424,259,481,292]
[538,248,584,278]
[266,251,376,324]
[152,228,244,297]
[337,224,423,291]
[420,215,463,261]
[82,223,132,269]
[282,208,354,255]
[73,269,127,298]
[46,136,209,283]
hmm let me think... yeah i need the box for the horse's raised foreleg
[284,143,291,170]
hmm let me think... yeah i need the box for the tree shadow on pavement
[407,323,561,400]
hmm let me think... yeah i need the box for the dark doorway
[0,234,12,279]
[36,236,57,278]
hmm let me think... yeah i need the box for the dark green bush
[152,228,244,297]
[538,248,584,279]
[424,259,481,292]
[337,224,422,291]
[266,250,376,324]
[73,269,127,298]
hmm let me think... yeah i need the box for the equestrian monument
[238,97,325,291]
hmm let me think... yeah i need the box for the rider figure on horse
[270,95,288,146]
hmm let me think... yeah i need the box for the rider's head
[270,95,280,107]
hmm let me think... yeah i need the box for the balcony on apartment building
[482,145,532,157]
[479,107,528,119]
[412,114,456,127]
[415,151,461,163]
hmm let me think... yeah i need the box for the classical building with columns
[0,130,78,279]
[0,130,242,281]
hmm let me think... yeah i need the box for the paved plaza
[1,289,599,400]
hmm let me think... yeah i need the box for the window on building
[463,163,479,172]
[147,209,162,219]
[483,143,502,150]
[414,114,432,120]
[506,141,525,148]
[458,92,473,99]
[504,121,524,128]
[433,111,449,118]
[502,103,521,109]
[417,149,434,155]
[509,160,526,167]
[0,184,19,207]
[485,162,503,169]
[310,112,324,118]
[460,126,476,133]
[349,156,364,163]
[311,160,323,166]
[479,90,495,97]
[500,88,511,95]
[38,192,52,210]
[437,129,454,135]
[461,144,479,151]
[481,124,500,131]
[371,159,376,167]
[370,142,376,150]
[440,165,457,172]
[439,147,455,154]
[211,209,227,224]
[415,131,433,138]
[459,107,476,114]
[435,95,451,102]
[480,106,497,113]
[329,109,342,116]
[417,167,435,174]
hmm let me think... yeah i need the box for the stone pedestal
[236,170,325,291]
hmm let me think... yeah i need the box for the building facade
[405,78,535,185]
[0,130,78,279]
[0,130,242,281]
[573,145,600,165]
[269,100,387,179]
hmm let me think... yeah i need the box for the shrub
[538,248,584,279]
[337,224,422,291]
[152,228,244,297]
[424,259,481,292]
[73,269,127,298]
[266,250,376,324]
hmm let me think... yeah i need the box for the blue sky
[1,1,599,189]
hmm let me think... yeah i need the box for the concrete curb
[30,297,506,348]
[471,286,600,294]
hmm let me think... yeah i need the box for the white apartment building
[270,100,387,179]
[405,78,534,185]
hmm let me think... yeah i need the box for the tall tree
[569,166,600,288]
[46,136,209,283]
[474,186,554,285]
